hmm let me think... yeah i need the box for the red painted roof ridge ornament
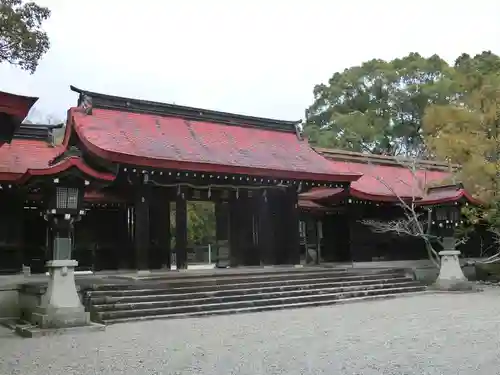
[80,94,93,115]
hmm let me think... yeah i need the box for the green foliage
[307,50,500,230]
[304,53,457,157]
[170,201,215,248]
[423,52,500,227]
[0,0,51,73]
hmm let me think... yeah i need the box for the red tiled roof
[299,155,483,205]
[299,157,454,203]
[0,91,38,120]
[0,139,115,183]
[0,139,63,181]
[419,185,481,206]
[18,156,116,184]
[325,160,450,201]
[298,199,330,211]
[299,187,344,200]
[70,108,361,183]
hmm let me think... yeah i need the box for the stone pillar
[433,237,469,290]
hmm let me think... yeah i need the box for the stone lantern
[432,204,469,290]
[30,182,91,329]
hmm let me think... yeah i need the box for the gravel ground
[2,290,500,375]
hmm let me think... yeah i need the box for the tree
[0,0,51,73]
[170,201,215,248]
[304,53,456,157]
[423,54,500,226]
[359,158,446,268]
[454,51,500,91]
[423,52,500,264]
[186,201,215,246]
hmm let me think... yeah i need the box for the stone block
[31,306,90,329]
[433,250,475,291]
[29,260,92,329]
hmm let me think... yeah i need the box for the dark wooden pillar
[127,205,135,268]
[258,190,275,265]
[283,189,300,265]
[116,205,131,269]
[215,202,231,266]
[228,198,243,267]
[135,187,150,271]
[229,194,258,266]
[1,194,25,273]
[270,192,285,264]
[321,214,333,262]
[150,189,171,269]
[94,208,119,271]
[347,204,361,261]
[23,206,47,274]
[215,203,229,243]
[175,193,188,270]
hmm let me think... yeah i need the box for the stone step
[88,268,405,291]
[95,285,425,321]
[91,281,421,312]
[102,291,428,325]
[86,272,409,297]
[89,277,414,305]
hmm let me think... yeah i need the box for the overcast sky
[1,0,499,122]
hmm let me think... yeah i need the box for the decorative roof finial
[295,123,303,140]
[81,94,93,115]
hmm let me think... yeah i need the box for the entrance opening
[170,201,216,269]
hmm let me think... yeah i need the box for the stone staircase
[82,268,426,325]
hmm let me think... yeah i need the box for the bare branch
[475,228,500,264]
[357,156,448,268]
[360,218,421,236]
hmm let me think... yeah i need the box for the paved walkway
[1,289,500,375]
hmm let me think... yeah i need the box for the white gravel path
[1,290,500,375]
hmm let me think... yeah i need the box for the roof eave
[0,91,38,121]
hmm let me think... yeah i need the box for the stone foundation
[29,260,91,329]
[433,250,474,291]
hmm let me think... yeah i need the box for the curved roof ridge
[17,155,116,184]
[70,85,301,132]
[315,147,458,172]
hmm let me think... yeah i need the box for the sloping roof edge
[17,156,116,184]
[315,147,458,172]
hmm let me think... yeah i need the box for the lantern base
[30,260,91,329]
[433,250,472,291]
